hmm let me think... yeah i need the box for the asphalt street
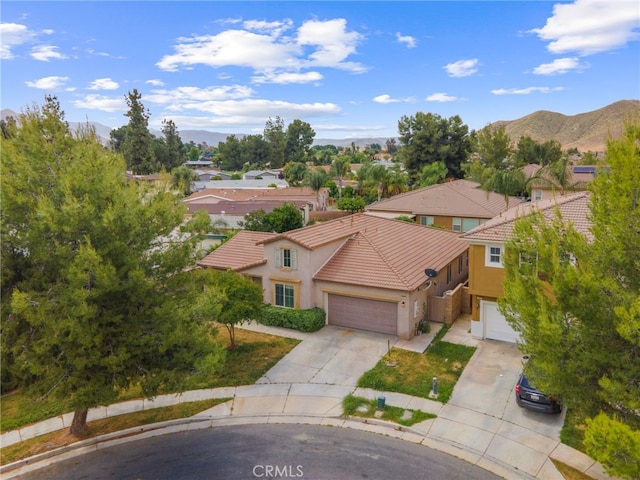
[13,424,502,480]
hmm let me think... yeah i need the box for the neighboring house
[185,199,311,228]
[199,213,469,339]
[185,160,214,168]
[526,164,596,201]
[366,179,523,232]
[460,192,592,343]
[185,186,328,213]
[193,178,289,191]
[193,169,232,181]
[243,170,281,180]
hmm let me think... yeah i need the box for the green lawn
[1,328,299,433]
[357,327,476,403]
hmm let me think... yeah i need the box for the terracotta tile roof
[284,213,468,291]
[186,187,319,203]
[461,191,592,243]
[198,230,274,270]
[366,179,523,218]
[186,199,308,216]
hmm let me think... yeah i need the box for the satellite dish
[425,268,438,278]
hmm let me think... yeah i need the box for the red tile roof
[461,191,592,242]
[366,179,523,218]
[198,230,274,270]
[272,213,468,291]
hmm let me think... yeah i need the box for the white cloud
[252,71,323,84]
[156,17,367,78]
[373,94,414,104]
[25,75,69,89]
[1,22,36,59]
[72,94,127,112]
[396,32,417,48]
[30,45,67,61]
[426,93,458,102]
[373,94,399,104]
[532,57,589,75]
[88,78,119,90]
[530,0,640,55]
[444,59,479,77]
[491,86,564,95]
[146,79,165,87]
[145,85,254,105]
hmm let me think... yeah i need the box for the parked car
[515,372,562,414]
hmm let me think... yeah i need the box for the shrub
[260,305,325,332]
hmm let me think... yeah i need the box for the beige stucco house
[199,213,469,339]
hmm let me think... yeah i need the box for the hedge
[260,305,326,332]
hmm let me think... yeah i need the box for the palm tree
[330,157,350,199]
[369,164,391,202]
[481,168,526,209]
[305,170,329,211]
[534,156,581,196]
[170,165,199,196]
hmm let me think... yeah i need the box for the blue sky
[2,1,639,139]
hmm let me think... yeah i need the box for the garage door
[328,294,398,335]
[482,301,520,343]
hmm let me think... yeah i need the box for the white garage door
[328,294,398,335]
[482,301,520,343]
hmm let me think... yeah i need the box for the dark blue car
[515,373,562,414]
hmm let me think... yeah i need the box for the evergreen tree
[0,98,224,437]
[122,89,157,174]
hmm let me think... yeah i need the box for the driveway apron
[255,325,396,386]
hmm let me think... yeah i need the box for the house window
[420,216,434,226]
[414,300,419,319]
[485,244,503,267]
[519,251,538,274]
[447,264,452,284]
[274,283,295,308]
[452,217,462,232]
[458,255,463,274]
[533,189,542,201]
[275,247,297,270]
[462,218,480,232]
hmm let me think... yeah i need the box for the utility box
[377,396,386,409]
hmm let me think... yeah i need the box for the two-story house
[199,213,469,339]
[365,179,523,232]
[460,191,592,343]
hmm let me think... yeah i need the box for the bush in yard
[260,306,325,332]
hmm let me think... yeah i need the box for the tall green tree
[472,125,514,169]
[0,98,224,437]
[160,119,186,171]
[240,134,271,168]
[285,119,315,163]
[263,116,286,168]
[268,203,304,233]
[218,135,243,171]
[122,89,157,174]
[500,121,640,479]
[481,168,526,208]
[397,112,470,182]
[418,161,448,187]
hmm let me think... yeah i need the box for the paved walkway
[1,318,616,480]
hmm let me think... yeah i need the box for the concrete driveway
[255,325,396,386]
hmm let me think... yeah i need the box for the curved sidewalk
[1,320,616,480]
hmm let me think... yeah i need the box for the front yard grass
[1,328,299,433]
[342,394,436,427]
[1,398,230,465]
[357,326,476,403]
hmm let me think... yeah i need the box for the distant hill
[489,99,640,153]
[3,99,638,152]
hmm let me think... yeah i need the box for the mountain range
[2,99,638,153]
